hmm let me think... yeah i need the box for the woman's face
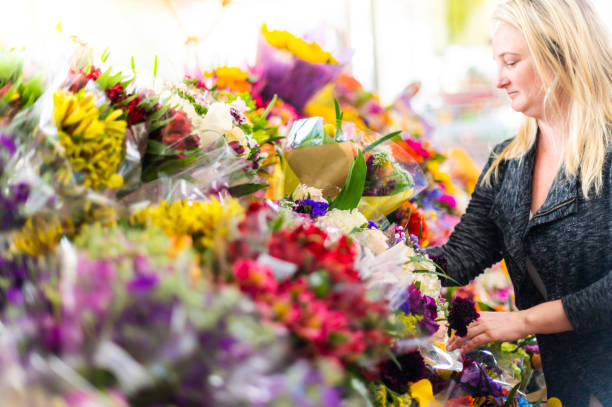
[492,21,546,118]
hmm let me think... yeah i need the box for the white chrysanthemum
[292,184,326,203]
[358,243,441,300]
[315,209,368,235]
[352,229,388,255]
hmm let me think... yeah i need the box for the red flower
[157,109,197,151]
[105,84,126,105]
[232,259,278,299]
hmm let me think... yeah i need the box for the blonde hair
[484,0,612,197]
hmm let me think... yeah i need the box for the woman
[425,0,612,404]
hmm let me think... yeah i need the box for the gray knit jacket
[426,137,612,406]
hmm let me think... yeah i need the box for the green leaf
[148,116,174,133]
[261,94,277,119]
[131,56,136,71]
[350,378,374,407]
[413,269,462,286]
[228,183,269,197]
[477,301,497,312]
[385,348,402,370]
[329,149,366,210]
[153,55,158,78]
[408,256,460,285]
[148,104,170,122]
[363,130,401,154]
[101,48,110,63]
[155,154,199,176]
[145,140,182,156]
[120,94,139,106]
[503,383,521,407]
[334,99,344,140]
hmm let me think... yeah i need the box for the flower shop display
[0,35,542,407]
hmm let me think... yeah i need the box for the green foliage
[329,150,367,210]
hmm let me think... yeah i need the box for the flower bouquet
[256,24,350,113]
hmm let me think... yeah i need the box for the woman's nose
[496,74,509,89]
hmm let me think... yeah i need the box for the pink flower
[232,259,278,298]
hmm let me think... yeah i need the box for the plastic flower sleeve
[120,137,250,204]
[116,123,148,196]
[357,142,427,220]
[256,30,348,113]
[284,117,356,198]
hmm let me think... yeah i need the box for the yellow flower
[395,313,423,337]
[547,398,563,407]
[426,161,456,195]
[53,89,126,190]
[409,379,437,407]
[13,215,72,256]
[261,24,338,65]
[132,198,244,249]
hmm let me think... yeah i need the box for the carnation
[448,296,479,337]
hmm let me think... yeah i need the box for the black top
[426,136,612,406]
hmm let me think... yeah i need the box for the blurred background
[3,0,611,166]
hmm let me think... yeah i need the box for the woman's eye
[505,61,516,67]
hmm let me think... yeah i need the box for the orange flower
[207,66,251,93]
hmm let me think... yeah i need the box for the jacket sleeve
[561,154,612,332]
[425,141,509,286]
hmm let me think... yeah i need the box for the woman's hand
[447,311,529,354]
[446,300,574,354]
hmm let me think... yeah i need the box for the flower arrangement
[53,89,126,189]
[257,25,348,112]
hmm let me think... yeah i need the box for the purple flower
[391,225,406,245]
[448,296,479,337]
[229,106,245,125]
[127,274,159,292]
[0,134,16,155]
[398,283,439,336]
[74,257,115,317]
[228,140,245,155]
[257,36,344,113]
[294,199,329,218]
[459,358,502,397]
[428,253,448,276]
[523,344,540,354]
[380,351,427,394]
[0,254,34,310]
[367,220,379,229]
[128,255,159,292]
[0,182,30,230]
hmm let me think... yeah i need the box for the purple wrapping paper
[256,36,346,113]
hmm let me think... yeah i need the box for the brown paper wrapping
[284,142,356,198]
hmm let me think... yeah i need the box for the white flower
[201,102,233,136]
[226,127,250,156]
[230,97,249,115]
[353,229,389,255]
[316,209,368,235]
[358,243,441,300]
[292,184,326,203]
